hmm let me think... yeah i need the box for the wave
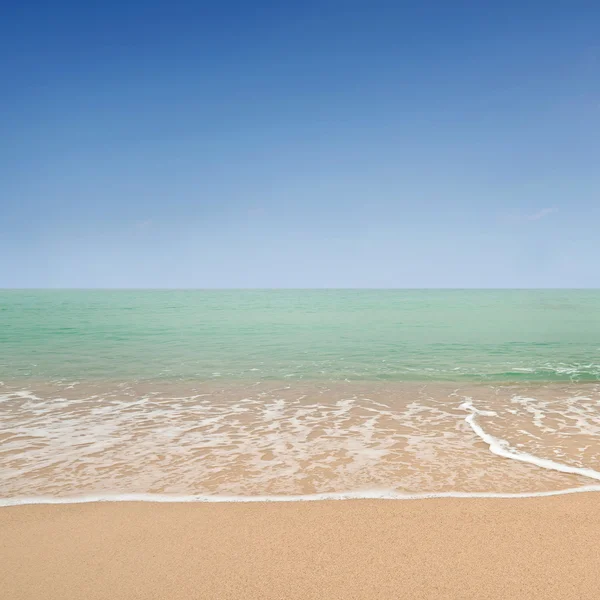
[3,383,600,506]
[460,396,600,481]
[3,485,600,507]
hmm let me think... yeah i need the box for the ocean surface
[1,289,600,503]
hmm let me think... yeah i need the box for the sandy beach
[2,494,599,599]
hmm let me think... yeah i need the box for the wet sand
[3,381,600,498]
[2,494,600,599]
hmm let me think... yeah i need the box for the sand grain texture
[1,495,599,599]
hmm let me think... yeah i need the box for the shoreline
[3,379,600,499]
[3,483,600,507]
[3,494,600,599]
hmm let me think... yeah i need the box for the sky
[1,1,599,288]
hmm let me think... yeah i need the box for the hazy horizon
[3,287,600,291]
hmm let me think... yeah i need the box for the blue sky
[1,1,599,287]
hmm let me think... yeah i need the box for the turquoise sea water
[1,289,599,383]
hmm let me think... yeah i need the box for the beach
[2,494,600,599]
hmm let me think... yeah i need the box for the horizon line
[1,287,599,292]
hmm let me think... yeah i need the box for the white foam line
[3,486,600,507]
[5,393,600,508]
[460,397,600,482]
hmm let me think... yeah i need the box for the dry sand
[1,494,599,599]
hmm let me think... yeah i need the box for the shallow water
[1,380,599,501]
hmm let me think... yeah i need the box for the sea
[1,289,600,504]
